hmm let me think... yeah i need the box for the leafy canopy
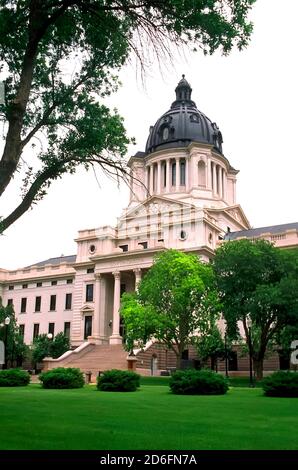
[121,249,220,367]
[213,240,298,378]
[0,0,256,232]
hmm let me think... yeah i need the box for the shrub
[0,368,30,387]
[169,369,228,395]
[39,367,84,389]
[262,371,298,397]
[97,369,140,392]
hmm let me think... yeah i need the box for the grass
[0,384,297,450]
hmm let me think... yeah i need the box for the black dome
[145,75,223,155]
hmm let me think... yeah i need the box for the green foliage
[0,1,255,231]
[49,332,70,359]
[0,368,30,387]
[97,369,140,392]
[121,250,220,367]
[39,367,84,389]
[169,369,228,395]
[0,303,29,367]
[213,239,298,378]
[262,371,298,398]
[32,332,70,364]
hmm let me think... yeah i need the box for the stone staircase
[43,343,129,381]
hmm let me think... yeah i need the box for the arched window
[163,162,167,187]
[198,160,206,187]
[180,160,186,185]
[172,162,176,186]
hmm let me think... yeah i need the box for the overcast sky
[1,0,298,270]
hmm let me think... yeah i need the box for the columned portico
[110,271,122,344]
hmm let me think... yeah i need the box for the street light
[247,318,254,388]
[224,331,229,378]
[47,333,53,340]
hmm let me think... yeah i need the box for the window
[8,285,14,291]
[35,296,41,312]
[51,280,57,286]
[50,295,56,311]
[7,299,13,306]
[36,282,42,287]
[87,267,94,274]
[162,127,169,141]
[22,283,28,289]
[66,279,73,284]
[171,162,176,186]
[138,241,148,249]
[65,293,72,310]
[86,284,94,302]
[180,160,186,185]
[21,297,27,313]
[120,284,126,296]
[64,322,71,339]
[48,323,55,336]
[180,230,187,240]
[163,163,167,188]
[19,324,25,338]
[84,316,92,339]
[33,323,39,339]
[89,244,96,254]
[119,244,128,252]
[198,160,206,187]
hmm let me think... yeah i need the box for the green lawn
[0,384,297,450]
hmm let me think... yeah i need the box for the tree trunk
[253,358,264,380]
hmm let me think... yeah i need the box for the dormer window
[162,127,169,141]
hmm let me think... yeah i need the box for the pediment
[120,196,195,222]
[206,204,251,230]
[80,304,94,314]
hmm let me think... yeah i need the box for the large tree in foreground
[0,0,256,232]
[213,240,298,380]
[120,249,220,369]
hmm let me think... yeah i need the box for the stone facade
[0,77,297,373]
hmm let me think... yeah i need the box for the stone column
[207,159,212,189]
[91,273,101,342]
[146,166,150,197]
[175,157,180,191]
[212,162,217,195]
[166,159,171,193]
[222,171,226,200]
[110,271,122,344]
[157,161,161,195]
[134,268,142,290]
[185,158,189,191]
[218,166,223,199]
[150,164,154,195]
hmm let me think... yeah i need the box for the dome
[145,75,223,155]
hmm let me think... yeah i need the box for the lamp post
[247,318,254,388]
[3,316,11,369]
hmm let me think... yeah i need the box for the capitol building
[1,76,297,376]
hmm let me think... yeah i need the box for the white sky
[1,0,298,270]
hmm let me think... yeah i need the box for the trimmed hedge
[39,367,84,389]
[262,371,298,397]
[169,369,229,395]
[97,369,140,392]
[0,369,30,387]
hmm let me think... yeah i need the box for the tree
[32,332,70,365]
[196,322,227,371]
[0,0,256,232]
[120,249,220,369]
[0,303,29,368]
[213,240,298,380]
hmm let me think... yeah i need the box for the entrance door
[151,355,158,376]
[84,316,92,339]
